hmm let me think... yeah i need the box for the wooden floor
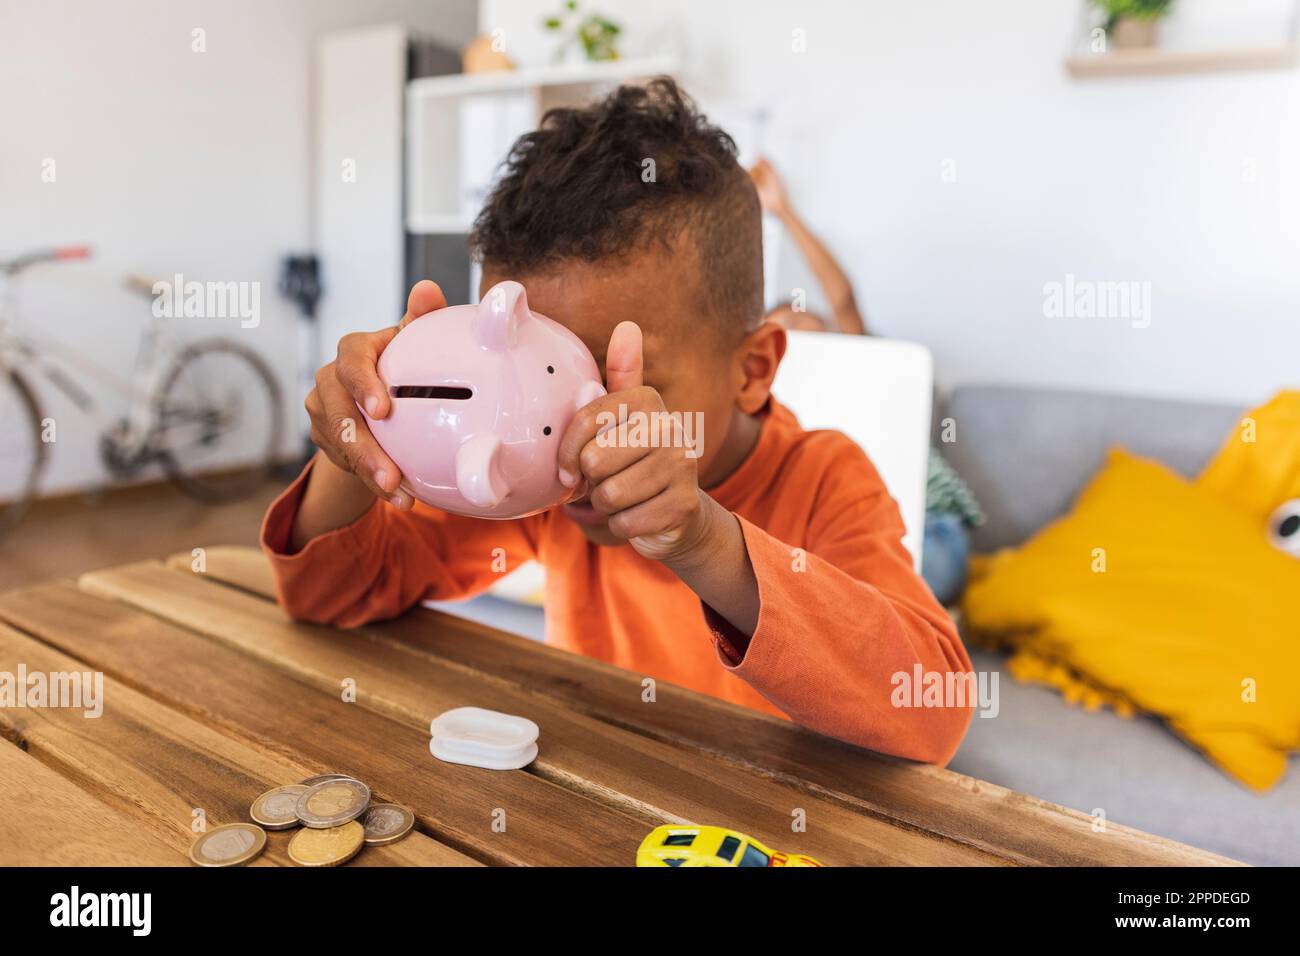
[0,477,286,590]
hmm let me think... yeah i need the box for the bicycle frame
[0,270,185,455]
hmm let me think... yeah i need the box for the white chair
[773,331,933,569]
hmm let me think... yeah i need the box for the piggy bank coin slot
[390,385,473,400]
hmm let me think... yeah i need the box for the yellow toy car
[636,825,823,868]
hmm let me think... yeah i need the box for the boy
[262,79,973,765]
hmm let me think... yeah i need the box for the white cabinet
[315,24,410,351]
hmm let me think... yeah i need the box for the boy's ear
[735,319,787,415]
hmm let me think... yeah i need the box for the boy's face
[481,242,767,546]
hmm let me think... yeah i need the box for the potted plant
[543,1,621,63]
[1089,0,1175,50]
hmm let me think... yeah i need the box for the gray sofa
[436,384,1297,865]
[940,385,1297,867]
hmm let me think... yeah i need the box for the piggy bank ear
[456,433,511,509]
[477,280,529,352]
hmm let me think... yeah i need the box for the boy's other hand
[304,280,446,510]
[558,320,718,563]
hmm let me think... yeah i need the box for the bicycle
[0,246,284,538]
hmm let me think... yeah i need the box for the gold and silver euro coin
[288,821,365,867]
[250,784,308,830]
[189,823,267,867]
[361,804,415,845]
[295,777,371,828]
[299,772,359,787]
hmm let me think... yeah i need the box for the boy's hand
[557,321,720,564]
[304,280,446,509]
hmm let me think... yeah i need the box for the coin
[250,784,308,830]
[287,821,365,867]
[299,773,358,787]
[295,777,371,828]
[189,823,267,867]
[360,803,414,845]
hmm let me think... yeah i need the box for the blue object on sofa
[921,511,971,605]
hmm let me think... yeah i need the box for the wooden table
[0,547,1236,867]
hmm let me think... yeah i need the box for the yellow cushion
[963,448,1300,791]
[1197,390,1300,521]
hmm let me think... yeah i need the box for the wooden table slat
[0,737,185,866]
[163,547,1237,867]
[0,622,476,867]
[0,582,651,866]
[78,561,999,866]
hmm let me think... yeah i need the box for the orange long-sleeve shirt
[260,400,974,764]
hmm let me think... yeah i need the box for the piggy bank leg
[455,433,511,510]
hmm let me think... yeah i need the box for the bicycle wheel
[0,369,47,539]
[155,340,283,502]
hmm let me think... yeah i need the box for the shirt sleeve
[702,439,975,766]
[260,461,541,628]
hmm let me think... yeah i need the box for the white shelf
[1064,0,1300,80]
[407,213,475,234]
[1067,43,1298,78]
[406,56,678,237]
[407,55,678,100]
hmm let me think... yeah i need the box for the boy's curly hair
[469,77,763,338]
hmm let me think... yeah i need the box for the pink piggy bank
[361,280,606,519]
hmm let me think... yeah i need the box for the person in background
[748,157,983,605]
[748,158,867,335]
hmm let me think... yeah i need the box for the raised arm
[749,157,868,335]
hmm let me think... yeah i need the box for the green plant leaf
[1087,0,1174,21]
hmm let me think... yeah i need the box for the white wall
[480,0,1300,408]
[0,0,475,495]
